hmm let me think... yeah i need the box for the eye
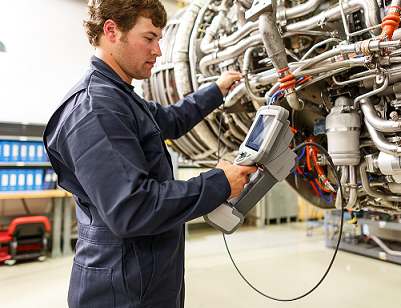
[145,37,153,41]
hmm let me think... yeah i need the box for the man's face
[113,17,162,82]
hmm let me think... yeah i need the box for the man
[43,0,257,307]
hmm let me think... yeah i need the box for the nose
[152,41,162,57]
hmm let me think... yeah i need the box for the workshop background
[0,0,401,308]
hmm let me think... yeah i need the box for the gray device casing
[204,106,298,234]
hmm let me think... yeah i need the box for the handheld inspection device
[204,105,298,234]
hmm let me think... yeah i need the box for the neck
[95,48,132,84]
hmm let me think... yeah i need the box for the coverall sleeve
[146,83,224,139]
[56,92,231,238]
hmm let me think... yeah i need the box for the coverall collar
[89,55,135,93]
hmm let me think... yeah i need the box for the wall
[0,0,180,125]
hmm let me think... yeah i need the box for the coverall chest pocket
[68,260,114,308]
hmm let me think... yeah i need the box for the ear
[103,19,118,43]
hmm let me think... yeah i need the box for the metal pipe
[354,76,389,107]
[286,0,381,34]
[282,0,325,20]
[347,165,358,210]
[335,166,349,209]
[339,0,382,40]
[199,34,263,77]
[360,97,401,132]
[360,161,401,201]
[370,234,401,257]
[301,38,342,60]
[293,57,365,79]
[259,6,300,109]
[201,21,259,54]
[199,0,232,54]
[243,46,267,107]
[364,118,401,155]
[332,74,375,86]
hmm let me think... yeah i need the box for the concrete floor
[1,222,401,308]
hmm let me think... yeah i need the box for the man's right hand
[216,160,258,200]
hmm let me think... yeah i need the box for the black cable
[217,109,345,301]
[216,101,225,163]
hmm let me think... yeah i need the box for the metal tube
[301,38,343,60]
[360,161,401,201]
[360,97,401,132]
[199,0,232,54]
[332,74,375,86]
[347,165,358,210]
[370,234,401,257]
[364,118,401,155]
[201,21,259,54]
[243,46,267,107]
[286,0,381,34]
[199,34,263,77]
[354,77,389,106]
[293,57,365,79]
[259,7,300,109]
[335,166,349,209]
[283,0,325,20]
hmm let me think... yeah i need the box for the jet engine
[144,0,401,214]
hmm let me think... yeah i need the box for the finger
[245,165,258,174]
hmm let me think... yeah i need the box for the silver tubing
[360,161,401,201]
[199,0,232,54]
[335,166,349,209]
[332,74,375,86]
[364,118,401,156]
[199,34,263,77]
[243,46,267,107]
[360,97,401,132]
[347,165,358,210]
[339,0,382,40]
[354,76,389,106]
[370,234,401,257]
[301,38,343,60]
[283,30,335,37]
[282,0,325,20]
[200,21,259,54]
[286,0,380,33]
[295,67,351,91]
[293,57,365,79]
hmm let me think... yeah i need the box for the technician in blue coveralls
[43,0,257,307]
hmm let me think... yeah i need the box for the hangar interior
[1,0,401,307]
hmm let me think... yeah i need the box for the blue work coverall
[43,56,231,308]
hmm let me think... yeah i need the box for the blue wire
[269,90,282,105]
[315,184,333,203]
[297,146,306,160]
[296,77,305,85]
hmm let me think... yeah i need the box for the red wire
[315,179,332,193]
[297,75,312,86]
[306,143,312,171]
[309,180,320,195]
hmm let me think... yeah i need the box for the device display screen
[245,115,274,151]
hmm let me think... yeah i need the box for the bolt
[390,111,399,121]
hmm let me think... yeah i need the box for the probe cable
[216,94,345,301]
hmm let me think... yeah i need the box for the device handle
[204,167,278,234]
[230,167,277,218]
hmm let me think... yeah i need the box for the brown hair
[83,0,167,46]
